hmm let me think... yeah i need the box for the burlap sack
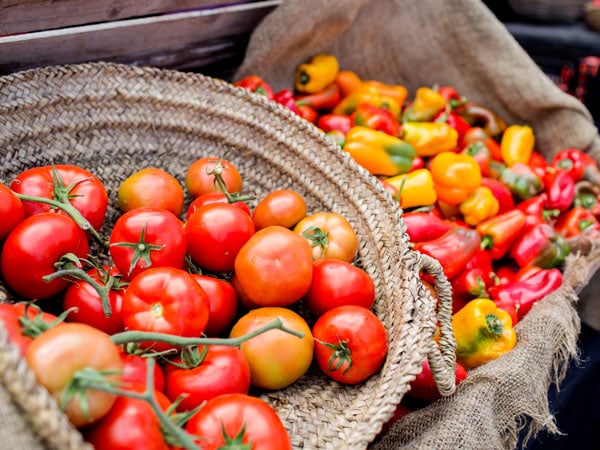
[234,0,600,448]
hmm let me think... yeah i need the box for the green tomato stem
[110,318,304,347]
[12,192,108,248]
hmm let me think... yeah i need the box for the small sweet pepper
[233,75,274,100]
[403,211,455,243]
[462,141,492,177]
[500,124,535,167]
[385,169,437,209]
[295,83,341,110]
[543,168,575,213]
[402,87,446,122]
[430,151,482,205]
[400,122,459,157]
[351,103,400,136]
[455,102,507,137]
[551,148,589,182]
[499,162,544,201]
[554,206,600,238]
[333,84,401,118]
[344,126,416,176]
[509,222,570,269]
[451,248,495,301]
[476,209,527,260]
[459,186,500,226]
[480,177,515,214]
[294,53,339,94]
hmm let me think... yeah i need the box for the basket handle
[416,252,457,396]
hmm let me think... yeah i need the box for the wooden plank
[0,0,255,35]
[0,1,280,75]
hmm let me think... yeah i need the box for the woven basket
[507,0,587,23]
[0,63,456,450]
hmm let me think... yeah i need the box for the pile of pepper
[233,53,600,386]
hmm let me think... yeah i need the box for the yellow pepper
[452,298,517,369]
[500,124,535,167]
[295,54,340,94]
[344,126,416,177]
[361,80,408,108]
[402,87,447,122]
[430,151,482,205]
[333,84,401,118]
[401,122,459,157]
[384,168,437,209]
[459,186,500,226]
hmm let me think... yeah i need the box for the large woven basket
[0,63,456,450]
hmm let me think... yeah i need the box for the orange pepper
[334,70,363,98]
[362,80,408,108]
[333,84,401,118]
[459,186,500,226]
[430,151,482,205]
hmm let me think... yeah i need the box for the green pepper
[499,162,543,201]
[509,222,570,269]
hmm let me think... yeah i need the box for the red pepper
[233,75,274,100]
[351,103,400,136]
[273,89,298,113]
[476,209,527,260]
[509,223,570,269]
[433,110,471,146]
[437,85,466,106]
[551,148,589,182]
[451,249,495,300]
[489,268,563,321]
[499,162,544,201]
[480,177,514,214]
[543,168,575,212]
[516,193,559,228]
[317,114,352,134]
[407,358,468,402]
[574,181,600,218]
[554,206,600,238]
[494,264,518,285]
[403,211,455,243]
[462,141,491,177]
[462,127,503,161]
[411,156,425,171]
[295,83,341,110]
[528,151,550,180]
[295,104,319,124]
[413,226,481,279]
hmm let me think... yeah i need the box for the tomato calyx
[315,337,353,374]
[110,224,165,277]
[300,225,329,255]
[17,302,74,338]
[208,159,255,204]
[167,345,210,370]
[218,421,253,450]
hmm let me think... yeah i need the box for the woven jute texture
[0,62,457,449]
[234,0,600,448]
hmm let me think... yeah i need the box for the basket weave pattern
[0,63,455,450]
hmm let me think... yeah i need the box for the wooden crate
[0,0,280,78]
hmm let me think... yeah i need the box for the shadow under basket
[0,63,456,450]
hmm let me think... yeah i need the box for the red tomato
[407,359,468,402]
[117,167,185,217]
[0,185,24,240]
[109,207,186,280]
[233,226,313,307]
[229,307,313,390]
[185,203,255,273]
[185,157,243,198]
[119,351,165,393]
[0,303,60,355]
[25,322,123,427]
[164,345,251,411]
[121,267,210,351]
[10,164,108,231]
[252,189,307,230]
[185,191,251,220]
[304,259,376,316]
[312,305,388,384]
[62,265,125,335]
[294,211,359,262]
[84,394,170,450]
[185,393,292,450]
[1,213,89,299]
[191,274,238,336]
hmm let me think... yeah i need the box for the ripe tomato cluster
[0,157,388,449]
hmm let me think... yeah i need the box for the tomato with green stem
[9,164,108,231]
[184,393,292,450]
[1,212,90,299]
[185,191,251,220]
[0,184,24,240]
[24,322,123,427]
[120,267,210,352]
[164,344,251,411]
[312,305,388,384]
[109,207,186,280]
[229,306,313,390]
[118,167,185,217]
[185,157,243,198]
[119,349,165,393]
[294,211,359,263]
[63,265,126,335]
[190,274,238,337]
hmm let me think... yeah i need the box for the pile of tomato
[0,158,389,449]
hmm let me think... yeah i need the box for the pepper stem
[485,313,504,336]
